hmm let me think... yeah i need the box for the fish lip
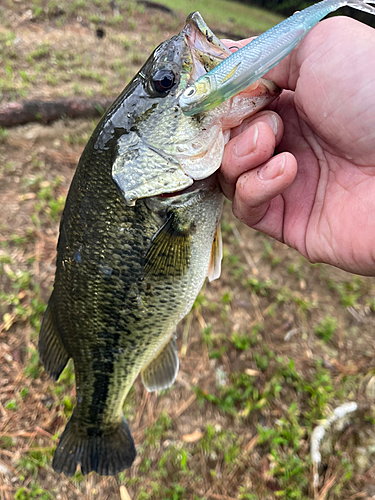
[184,12,231,56]
[157,173,219,199]
[183,12,232,81]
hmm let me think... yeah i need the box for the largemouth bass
[39,13,280,477]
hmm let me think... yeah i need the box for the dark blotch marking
[205,30,213,43]
[88,331,121,424]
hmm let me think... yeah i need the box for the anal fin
[38,296,69,381]
[207,222,222,282]
[141,335,179,392]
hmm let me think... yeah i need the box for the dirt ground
[1,2,375,500]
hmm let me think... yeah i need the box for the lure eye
[184,86,196,98]
[152,70,175,93]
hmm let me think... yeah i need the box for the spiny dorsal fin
[207,222,222,282]
[145,214,191,280]
[141,335,179,392]
[38,296,69,381]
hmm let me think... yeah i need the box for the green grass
[15,484,54,500]
[314,314,338,342]
[17,449,54,479]
[0,126,8,144]
[231,327,259,350]
[0,0,283,105]
[0,264,46,332]
[146,0,284,33]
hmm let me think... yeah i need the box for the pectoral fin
[207,222,222,282]
[141,335,179,392]
[145,214,191,279]
[38,296,69,381]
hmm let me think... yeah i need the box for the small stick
[231,225,258,275]
[0,458,16,474]
[311,402,357,497]
[227,434,259,483]
[173,393,196,419]
[317,473,338,500]
[181,311,193,357]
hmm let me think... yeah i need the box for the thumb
[232,152,297,241]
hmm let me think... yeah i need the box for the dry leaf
[19,193,36,201]
[182,429,203,442]
[120,485,132,500]
[245,368,261,377]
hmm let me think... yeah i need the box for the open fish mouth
[111,12,280,206]
[183,12,233,81]
[169,13,280,189]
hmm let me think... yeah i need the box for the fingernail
[258,154,286,181]
[234,124,258,157]
[254,112,278,134]
[270,114,278,135]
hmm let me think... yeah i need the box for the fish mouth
[167,13,280,184]
[158,173,219,199]
[183,12,232,82]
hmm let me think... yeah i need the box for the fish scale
[59,189,222,422]
[39,12,280,477]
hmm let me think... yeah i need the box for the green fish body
[39,13,280,477]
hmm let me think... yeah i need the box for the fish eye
[152,70,176,93]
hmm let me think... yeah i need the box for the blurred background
[1,1,375,500]
[236,0,375,26]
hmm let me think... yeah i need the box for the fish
[179,0,375,115]
[38,12,280,477]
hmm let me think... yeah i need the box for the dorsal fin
[207,222,222,282]
[145,214,191,280]
[38,295,70,381]
[141,335,179,392]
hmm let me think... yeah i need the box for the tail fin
[347,0,375,15]
[52,412,136,476]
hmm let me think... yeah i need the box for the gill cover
[112,132,193,206]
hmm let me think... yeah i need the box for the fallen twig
[311,401,358,498]
[172,393,196,419]
[0,98,115,128]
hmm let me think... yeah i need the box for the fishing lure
[179,0,375,115]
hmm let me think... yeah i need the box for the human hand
[220,17,375,275]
